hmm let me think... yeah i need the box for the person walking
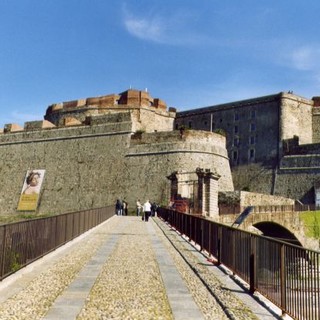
[115,199,122,216]
[143,200,152,222]
[122,200,128,216]
[136,199,142,216]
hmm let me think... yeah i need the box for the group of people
[115,199,128,216]
[136,199,158,222]
[115,198,158,220]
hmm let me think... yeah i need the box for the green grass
[299,211,320,238]
[0,213,54,225]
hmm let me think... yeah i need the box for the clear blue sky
[1,1,320,127]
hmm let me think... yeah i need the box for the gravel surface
[0,216,278,319]
[153,218,260,320]
[77,217,173,320]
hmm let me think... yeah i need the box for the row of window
[232,149,255,162]
[175,122,256,132]
[233,136,256,146]
[234,110,256,121]
[176,114,257,131]
[234,123,255,134]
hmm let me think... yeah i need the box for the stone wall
[275,155,320,202]
[0,115,233,216]
[279,93,313,147]
[175,93,282,167]
[238,191,294,206]
[231,164,275,194]
[130,107,175,133]
[0,119,132,216]
[44,89,176,133]
[312,107,320,142]
[125,130,234,208]
[219,190,294,207]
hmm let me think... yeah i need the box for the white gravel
[0,216,279,319]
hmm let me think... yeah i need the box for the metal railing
[158,208,320,320]
[219,203,320,215]
[0,206,114,281]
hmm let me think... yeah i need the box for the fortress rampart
[3,87,320,217]
[175,91,320,203]
[44,89,176,133]
[0,90,233,216]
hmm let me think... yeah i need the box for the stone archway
[254,221,303,246]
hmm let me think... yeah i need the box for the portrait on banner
[17,170,46,211]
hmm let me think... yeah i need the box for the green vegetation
[213,128,226,136]
[135,129,145,134]
[299,211,320,238]
[0,213,55,225]
[9,252,21,272]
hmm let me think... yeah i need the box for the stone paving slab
[154,218,286,320]
[42,224,124,320]
[147,222,204,320]
[0,216,290,319]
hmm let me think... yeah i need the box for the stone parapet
[4,123,24,133]
[280,154,320,169]
[0,118,133,145]
[44,89,175,131]
[24,120,56,131]
[219,190,294,207]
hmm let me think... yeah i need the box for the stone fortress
[0,88,318,217]
[0,89,233,216]
[176,92,320,204]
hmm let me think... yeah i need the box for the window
[250,123,256,132]
[249,149,255,160]
[250,136,255,145]
[233,137,239,146]
[234,112,239,121]
[251,110,256,119]
[188,121,192,129]
[234,125,239,134]
[233,150,238,161]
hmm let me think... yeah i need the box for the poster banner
[17,170,46,211]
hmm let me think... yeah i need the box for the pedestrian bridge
[0,207,319,320]
[0,213,284,320]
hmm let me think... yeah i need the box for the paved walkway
[0,216,286,320]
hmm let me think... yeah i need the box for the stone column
[197,168,220,218]
[205,173,220,218]
[167,171,178,202]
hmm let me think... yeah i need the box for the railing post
[249,235,256,294]
[1,225,7,279]
[64,214,68,244]
[280,244,287,315]
[217,226,222,265]
[54,215,58,248]
[208,222,212,256]
[200,219,203,252]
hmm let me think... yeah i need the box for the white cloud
[124,14,165,43]
[276,43,320,73]
[121,5,211,46]
[291,46,320,71]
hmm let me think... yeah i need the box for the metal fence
[219,203,320,215]
[158,207,320,320]
[0,206,114,281]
